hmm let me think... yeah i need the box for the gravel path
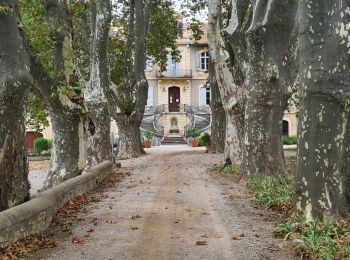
[28,145,294,259]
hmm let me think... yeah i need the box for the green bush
[187,128,200,139]
[248,176,294,210]
[282,135,298,145]
[144,130,154,140]
[276,215,350,259]
[198,133,211,147]
[34,138,52,155]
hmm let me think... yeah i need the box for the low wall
[0,161,116,248]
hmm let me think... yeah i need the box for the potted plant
[188,128,200,147]
[144,130,154,148]
[199,133,211,152]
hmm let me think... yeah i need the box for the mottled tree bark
[48,111,84,185]
[209,60,225,153]
[19,0,85,188]
[0,1,31,210]
[84,0,112,168]
[207,0,245,164]
[296,0,350,218]
[240,0,297,176]
[209,0,297,175]
[20,39,84,187]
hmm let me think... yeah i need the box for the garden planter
[191,140,198,147]
[144,140,152,148]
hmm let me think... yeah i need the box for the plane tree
[0,0,32,210]
[107,0,180,159]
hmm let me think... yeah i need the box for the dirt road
[29,147,293,260]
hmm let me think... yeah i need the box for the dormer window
[200,51,209,71]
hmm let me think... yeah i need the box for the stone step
[161,137,187,145]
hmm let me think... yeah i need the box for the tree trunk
[84,0,112,168]
[44,109,84,187]
[209,60,225,153]
[242,70,287,176]
[108,0,149,160]
[0,1,32,210]
[296,0,350,218]
[225,114,243,164]
[207,0,245,164]
[224,0,296,176]
[18,26,85,189]
[116,115,145,159]
[19,0,87,187]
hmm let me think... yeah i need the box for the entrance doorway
[168,86,180,112]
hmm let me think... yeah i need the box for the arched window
[282,120,289,136]
[200,85,211,106]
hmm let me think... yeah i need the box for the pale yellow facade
[38,22,297,140]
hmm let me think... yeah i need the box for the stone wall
[0,161,117,248]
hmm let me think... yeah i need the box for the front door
[168,87,180,112]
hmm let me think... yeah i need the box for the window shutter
[196,52,201,69]
[200,86,207,106]
[147,86,154,107]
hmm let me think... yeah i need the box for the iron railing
[156,69,192,78]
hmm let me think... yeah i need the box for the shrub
[275,215,350,259]
[144,130,154,140]
[282,135,298,145]
[198,133,211,147]
[248,176,294,210]
[34,138,52,155]
[187,128,200,139]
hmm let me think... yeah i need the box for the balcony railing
[156,69,192,78]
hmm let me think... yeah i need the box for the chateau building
[33,20,297,146]
[141,21,212,142]
[141,21,297,143]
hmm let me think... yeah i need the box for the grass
[275,215,350,259]
[211,164,241,175]
[282,135,297,145]
[247,176,294,211]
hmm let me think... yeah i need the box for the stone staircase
[140,105,212,142]
[161,136,187,145]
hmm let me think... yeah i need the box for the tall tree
[108,0,179,159]
[296,0,350,218]
[208,0,297,175]
[0,0,32,210]
[19,0,86,187]
[207,0,245,164]
[84,0,112,168]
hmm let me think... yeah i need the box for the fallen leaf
[196,240,208,246]
[71,236,86,244]
[232,234,245,240]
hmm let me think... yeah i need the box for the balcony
[156,69,192,78]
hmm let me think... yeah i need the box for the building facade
[37,21,297,143]
[142,23,212,139]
